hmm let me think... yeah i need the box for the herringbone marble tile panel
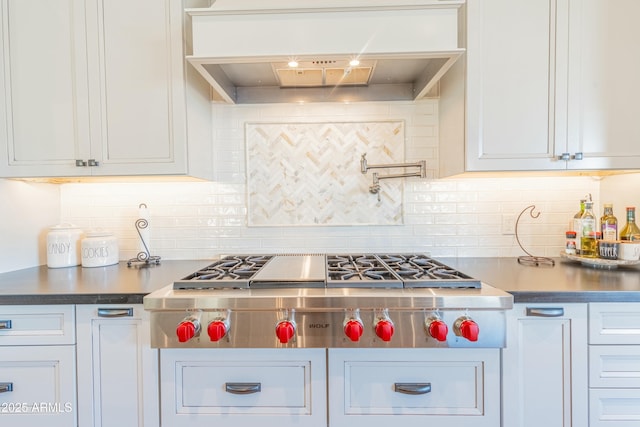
[247,121,405,226]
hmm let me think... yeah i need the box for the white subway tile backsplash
[57,99,606,260]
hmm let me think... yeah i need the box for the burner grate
[326,254,403,288]
[173,255,273,289]
[377,254,481,288]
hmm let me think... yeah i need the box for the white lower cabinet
[160,347,500,427]
[589,302,640,426]
[160,348,327,427]
[502,303,588,427]
[328,348,501,427]
[76,305,158,427]
[0,305,76,427]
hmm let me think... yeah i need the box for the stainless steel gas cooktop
[144,254,512,349]
[173,253,481,290]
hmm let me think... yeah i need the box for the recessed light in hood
[274,59,374,87]
[185,1,465,104]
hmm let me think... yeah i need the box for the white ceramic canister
[47,224,83,268]
[618,241,640,261]
[81,231,119,267]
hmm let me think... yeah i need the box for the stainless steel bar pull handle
[0,320,12,329]
[97,308,134,318]
[225,382,262,395]
[526,307,564,317]
[0,382,13,393]
[393,382,432,395]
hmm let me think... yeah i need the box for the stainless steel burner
[173,255,273,289]
[377,254,481,288]
[326,254,403,288]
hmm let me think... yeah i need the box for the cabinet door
[83,0,187,176]
[328,348,501,427]
[0,0,92,177]
[0,345,76,427]
[160,348,327,427]
[76,305,158,427]
[464,0,570,172]
[566,0,640,169]
[589,302,640,345]
[502,303,588,427]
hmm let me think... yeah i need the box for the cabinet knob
[88,159,100,167]
[394,382,432,395]
[225,382,261,395]
[573,152,583,160]
[75,159,87,167]
[526,307,564,317]
[558,152,571,161]
[0,382,13,393]
[97,308,133,318]
[0,320,12,329]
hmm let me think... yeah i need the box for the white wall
[58,100,604,262]
[0,179,59,273]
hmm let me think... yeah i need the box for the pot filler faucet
[360,153,426,200]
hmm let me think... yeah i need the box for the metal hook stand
[127,204,161,267]
[515,205,555,267]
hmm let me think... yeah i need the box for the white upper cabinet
[439,0,640,175]
[0,0,188,177]
[0,0,92,177]
[466,0,568,172]
[566,0,640,170]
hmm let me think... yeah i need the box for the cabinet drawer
[0,305,75,345]
[590,303,640,344]
[328,348,501,427]
[590,388,640,426]
[590,346,640,388]
[160,348,326,427]
[0,345,76,427]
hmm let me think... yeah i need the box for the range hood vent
[186,1,465,104]
[274,59,374,87]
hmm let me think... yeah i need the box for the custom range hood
[185,0,465,104]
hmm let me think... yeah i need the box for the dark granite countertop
[440,257,640,303]
[0,260,211,305]
[0,257,639,305]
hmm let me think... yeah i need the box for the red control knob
[207,320,228,342]
[176,321,197,343]
[459,319,479,342]
[344,319,364,342]
[428,319,449,342]
[375,320,394,342]
[275,321,295,344]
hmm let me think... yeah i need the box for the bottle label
[582,218,596,235]
[602,224,617,241]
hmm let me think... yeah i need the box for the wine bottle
[572,199,586,254]
[600,203,618,242]
[580,201,597,257]
[620,207,640,241]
